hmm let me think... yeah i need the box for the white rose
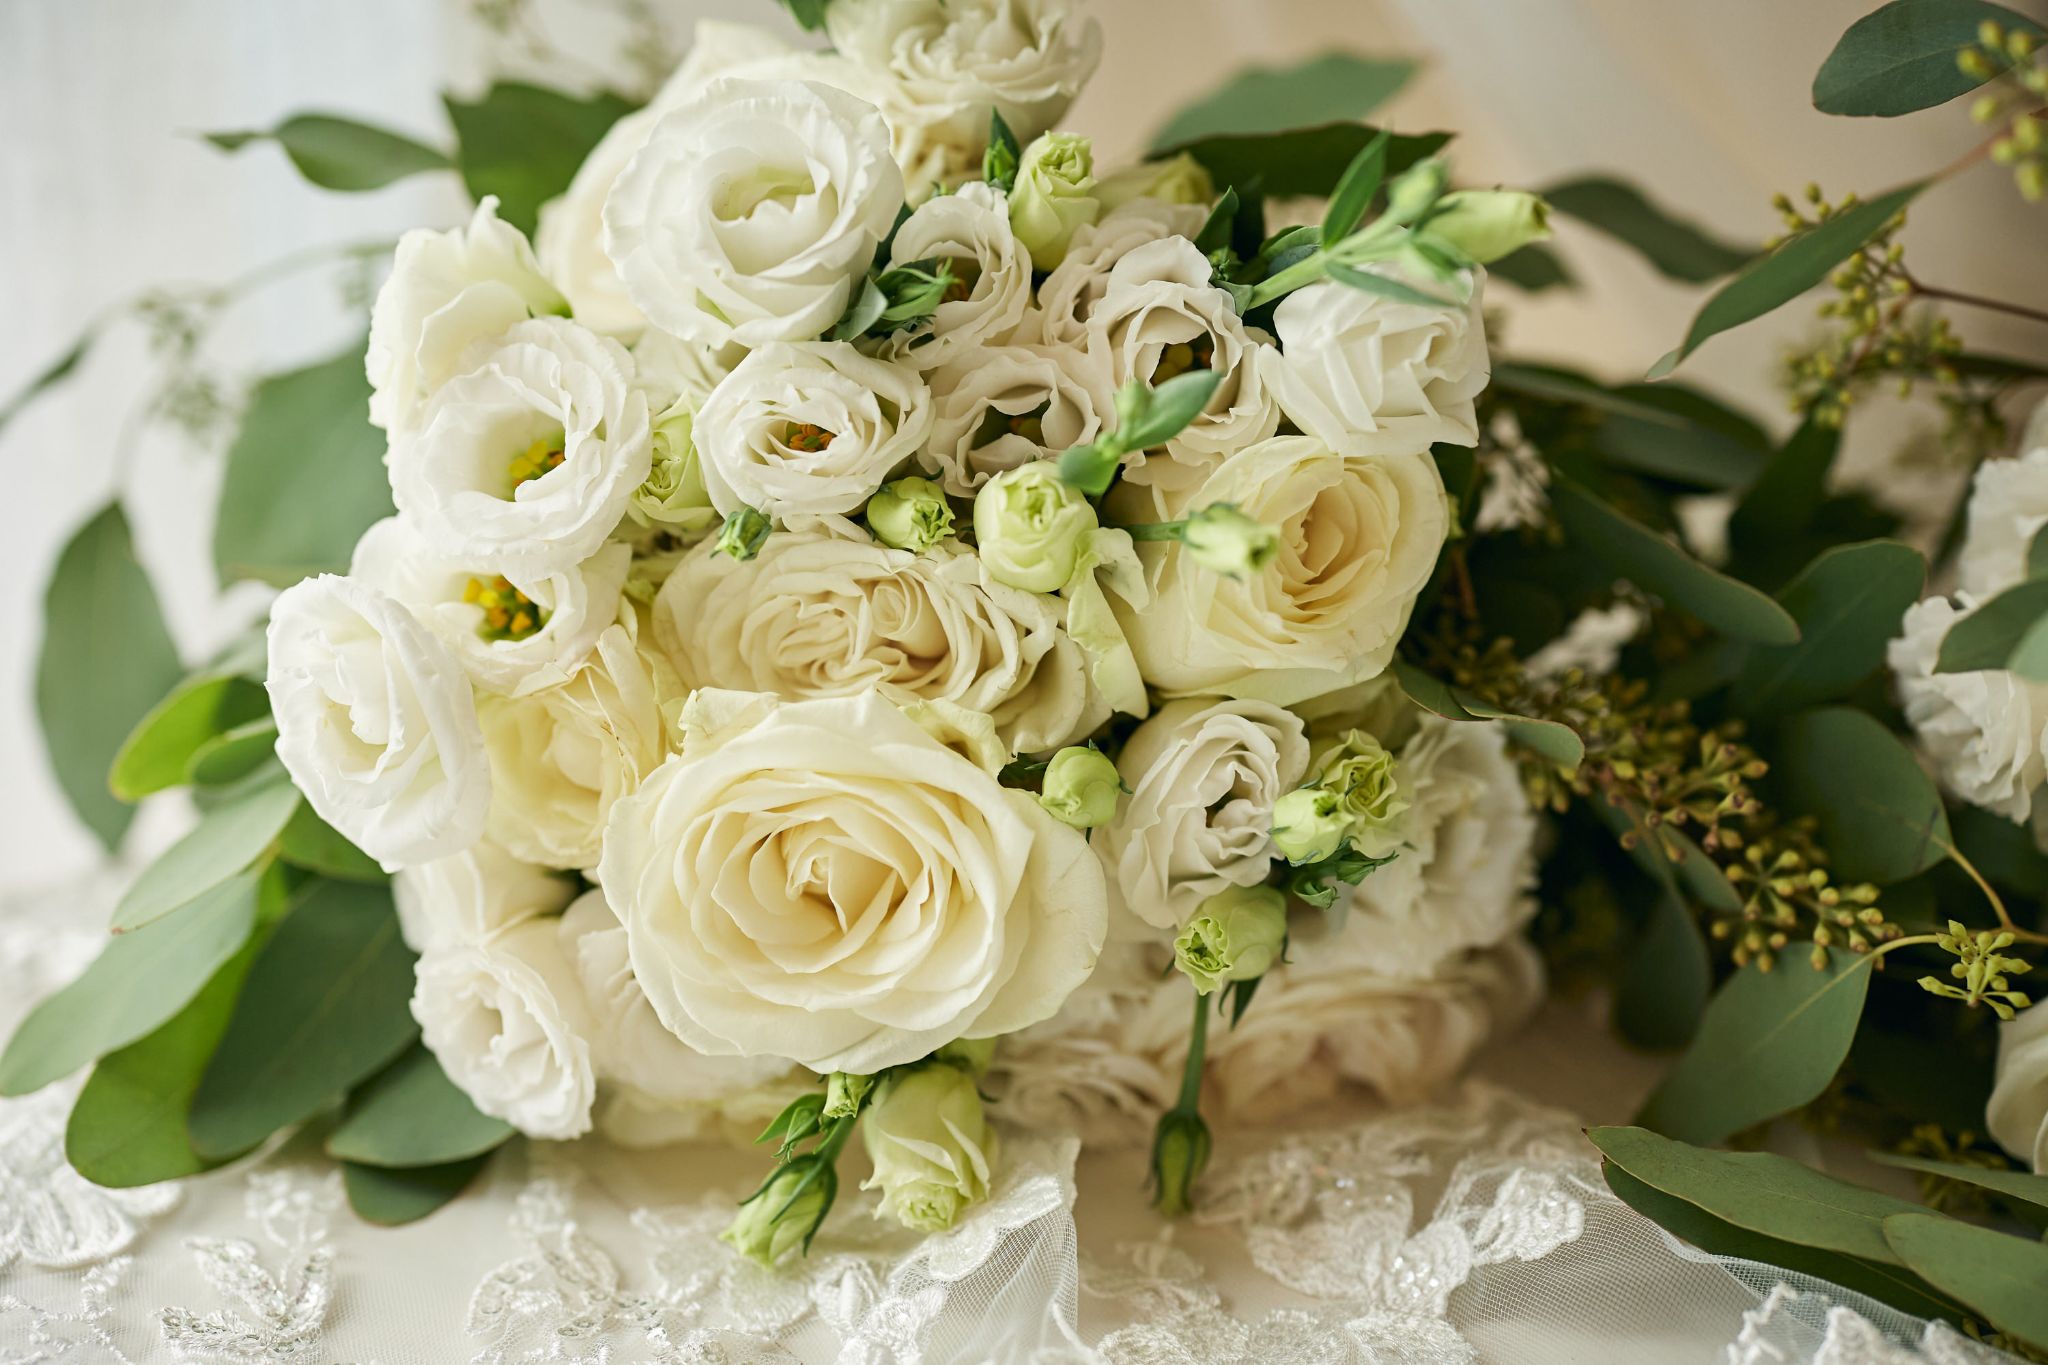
[1080,237,1279,468]
[1958,445,2048,598]
[695,341,933,520]
[597,691,1108,1072]
[1889,595,2048,822]
[1030,198,1208,351]
[1988,1002,2048,1171]
[366,197,565,434]
[1097,697,1309,930]
[349,516,629,698]
[479,623,673,872]
[392,840,573,954]
[388,316,652,574]
[267,574,490,871]
[1107,434,1449,705]
[1331,715,1538,979]
[603,79,902,349]
[412,918,597,1140]
[1265,267,1490,458]
[924,343,1106,496]
[655,527,1099,754]
[881,181,1030,372]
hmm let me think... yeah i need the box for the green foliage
[37,503,185,851]
[187,719,280,786]
[0,326,99,440]
[771,0,833,31]
[1149,53,1415,152]
[327,1045,513,1167]
[203,114,450,191]
[344,1154,492,1226]
[1870,1151,2048,1215]
[1934,577,2048,674]
[1163,124,1447,200]
[1592,799,1712,1049]
[1882,1212,2048,1350]
[1727,541,1927,721]
[1813,0,2043,117]
[1542,176,1753,282]
[277,804,389,884]
[110,769,299,932]
[443,82,640,236]
[1486,243,1574,292]
[110,672,270,801]
[1777,707,1951,885]
[1321,132,1389,248]
[1392,659,1586,768]
[983,109,1020,192]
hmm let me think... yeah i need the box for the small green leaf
[1730,417,1842,547]
[1934,578,2048,673]
[327,1045,512,1167]
[444,82,640,236]
[1321,130,1389,246]
[277,804,388,884]
[1120,371,1223,451]
[1550,477,1800,645]
[1593,799,1713,1048]
[0,325,99,440]
[830,276,888,343]
[344,1153,492,1225]
[1637,949,1875,1144]
[771,0,832,31]
[983,108,1020,193]
[1149,53,1416,152]
[1325,261,1455,308]
[1651,180,1926,378]
[1884,1212,2048,1350]
[1487,243,1573,292]
[110,771,300,933]
[1868,1152,2048,1215]
[1728,541,1926,720]
[1777,707,1951,884]
[188,879,419,1161]
[203,113,450,191]
[187,719,280,786]
[1543,177,1753,282]
[1813,0,2043,117]
[0,869,262,1097]
[1163,123,1447,200]
[1393,660,1587,769]
[37,503,185,850]
[111,673,270,801]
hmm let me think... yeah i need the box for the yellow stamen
[785,422,836,454]
[509,437,565,488]
[463,575,547,642]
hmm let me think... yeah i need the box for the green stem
[1122,518,1188,542]
[816,1112,858,1162]
[1176,988,1210,1112]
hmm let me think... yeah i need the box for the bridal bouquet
[9,0,2048,1349]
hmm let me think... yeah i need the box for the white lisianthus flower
[1888,595,2048,822]
[266,574,490,871]
[1957,445,2048,598]
[1095,697,1309,930]
[366,197,565,434]
[881,181,1030,372]
[603,79,902,349]
[695,341,934,519]
[412,918,597,1140]
[655,527,1099,754]
[924,343,1106,495]
[1264,267,1490,458]
[479,623,674,872]
[349,516,629,698]
[1988,1002,2048,1171]
[596,690,1108,1073]
[392,840,573,954]
[388,317,652,575]
[1080,237,1279,467]
[1030,199,1208,350]
[1107,434,1449,705]
[860,1063,998,1232]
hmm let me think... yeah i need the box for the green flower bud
[861,1065,997,1233]
[866,476,956,552]
[1269,786,1349,865]
[936,1035,998,1076]
[1311,730,1408,856]
[1424,189,1552,265]
[715,506,772,561]
[972,462,1099,593]
[1174,885,1287,995]
[723,1159,834,1267]
[1037,745,1122,828]
[1094,152,1215,214]
[1149,1107,1211,1217]
[1383,157,1448,227]
[822,1071,874,1119]
[629,400,719,534]
[1010,132,1101,269]
[1179,503,1279,578]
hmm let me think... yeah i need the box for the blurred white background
[3,0,2044,890]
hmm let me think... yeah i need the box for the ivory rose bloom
[479,624,674,871]
[1988,1002,2048,1171]
[1889,596,2048,823]
[882,181,1031,372]
[267,574,490,871]
[393,840,573,953]
[1264,268,1490,458]
[349,516,629,698]
[924,343,1106,495]
[596,691,1108,1073]
[388,317,652,574]
[1030,199,1207,350]
[654,528,1100,754]
[860,1063,998,1231]
[1095,697,1309,929]
[366,197,565,433]
[603,79,903,348]
[695,341,934,520]
[1108,435,1449,704]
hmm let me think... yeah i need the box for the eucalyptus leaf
[1868,1152,2048,1215]
[1326,261,1455,308]
[1593,798,1711,1048]
[1777,707,1950,884]
[344,1153,492,1226]
[1487,243,1573,292]
[37,503,185,851]
[327,1045,513,1167]
[186,719,280,786]
[0,325,98,439]
[110,673,270,801]
[1636,949,1875,1144]
[1813,0,2043,117]
[110,771,299,933]
[1933,578,2048,673]
[1393,660,1586,768]
[1163,124,1447,200]
[1730,417,1842,548]
[202,114,450,191]
[1149,53,1415,151]
[444,83,639,236]
[1728,541,1926,721]
[2009,608,2048,681]
[1543,177,1752,282]
[1883,1212,2048,1349]
[277,804,388,884]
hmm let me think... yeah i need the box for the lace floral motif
[1730,1283,2017,1365]
[157,1171,339,1363]
[0,1259,136,1364]
[0,1083,181,1273]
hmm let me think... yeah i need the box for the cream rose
[1264,267,1490,458]
[388,317,652,574]
[694,341,933,520]
[266,574,490,871]
[1889,596,2048,823]
[654,527,1099,754]
[1096,697,1309,930]
[349,516,629,698]
[1958,445,2048,598]
[596,691,1108,1072]
[393,840,573,954]
[924,343,1106,496]
[479,623,673,872]
[603,79,902,348]
[1108,434,1449,704]
[1988,1002,2048,1171]
[881,181,1031,372]
[1030,199,1208,350]
[366,197,565,434]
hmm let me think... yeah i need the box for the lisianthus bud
[1094,152,1215,213]
[823,1071,874,1119]
[867,476,956,552]
[1311,730,1408,856]
[1270,786,1349,865]
[1150,1107,1211,1216]
[936,1035,998,1076]
[973,462,1099,593]
[1383,157,1448,227]
[723,1159,834,1267]
[1179,503,1279,578]
[1038,745,1121,828]
[1174,885,1288,994]
[629,400,718,533]
[1010,133,1101,270]
[860,1065,997,1233]
[1425,190,1551,264]
[715,506,772,561]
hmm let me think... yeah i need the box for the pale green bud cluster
[715,506,772,561]
[822,1071,873,1119]
[973,462,1099,592]
[1271,730,1408,864]
[867,476,955,552]
[722,1159,834,1267]
[1010,132,1101,269]
[1178,503,1280,578]
[1423,190,1552,264]
[1173,886,1287,995]
[1037,745,1121,828]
